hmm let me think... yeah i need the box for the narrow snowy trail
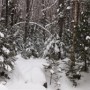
[6,55,54,90]
[4,56,90,90]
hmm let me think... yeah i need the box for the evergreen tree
[76,1,90,72]
[65,0,90,86]
[0,31,15,80]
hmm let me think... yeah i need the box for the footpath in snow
[6,54,54,90]
[0,55,90,90]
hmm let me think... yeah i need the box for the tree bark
[10,0,15,26]
[24,0,30,43]
[58,0,64,59]
[70,0,80,68]
[0,0,2,18]
[58,0,64,38]
[41,0,46,42]
[5,0,8,28]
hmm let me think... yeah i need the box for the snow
[60,72,90,90]
[0,56,4,62]
[31,67,46,85]
[26,84,46,90]
[6,54,52,90]
[2,46,10,54]
[59,12,64,18]
[55,44,59,53]
[0,84,8,90]
[85,47,88,50]
[44,39,54,56]
[66,6,71,10]
[86,36,90,40]
[81,11,84,14]
[83,19,86,22]
[0,18,5,21]
[0,32,4,37]
[12,22,51,35]
[57,9,59,12]
[59,58,90,90]
[5,65,12,72]
[1,55,89,90]
[41,0,58,12]
[67,29,70,31]
[71,20,74,22]
[45,21,57,28]
[50,69,54,74]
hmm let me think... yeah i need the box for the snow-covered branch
[11,22,52,35]
[41,0,58,12]
[45,21,58,28]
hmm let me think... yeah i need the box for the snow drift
[31,67,47,87]
[0,84,8,90]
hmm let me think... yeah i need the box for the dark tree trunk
[5,0,8,28]
[70,0,80,68]
[24,0,30,43]
[83,51,88,72]
[58,0,64,59]
[42,0,46,42]
[84,56,87,71]
[58,0,64,38]
[11,12,14,26]
[10,0,16,26]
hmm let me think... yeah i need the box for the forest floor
[1,55,90,90]
[6,54,54,90]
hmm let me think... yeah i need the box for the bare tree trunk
[5,0,8,28]
[58,0,64,59]
[24,0,33,43]
[41,0,46,42]
[0,0,2,18]
[10,0,15,26]
[70,0,80,68]
[58,0,64,38]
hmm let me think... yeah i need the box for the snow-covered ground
[60,72,90,90]
[0,55,90,90]
[5,55,54,90]
[0,84,8,90]
[60,58,90,90]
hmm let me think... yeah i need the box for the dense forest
[0,0,90,90]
